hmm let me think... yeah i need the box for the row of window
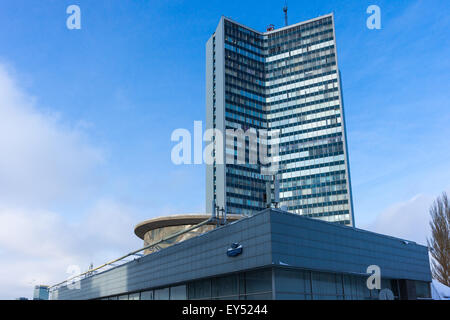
[280,154,345,171]
[224,45,336,91]
[282,171,346,187]
[224,83,339,123]
[265,18,333,44]
[99,267,431,300]
[279,133,342,153]
[287,206,351,217]
[280,163,347,180]
[266,52,336,80]
[266,62,337,90]
[224,19,333,58]
[225,28,334,63]
[277,125,342,144]
[100,269,273,300]
[266,50,335,74]
[281,182,348,198]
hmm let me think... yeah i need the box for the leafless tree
[427,192,450,286]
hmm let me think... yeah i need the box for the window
[140,290,153,300]
[212,274,238,298]
[274,268,310,295]
[188,279,211,300]
[245,269,272,295]
[128,292,140,300]
[245,292,272,300]
[343,274,371,300]
[312,272,341,299]
[154,287,170,300]
[170,285,187,300]
[415,281,431,299]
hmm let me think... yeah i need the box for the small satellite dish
[379,288,394,300]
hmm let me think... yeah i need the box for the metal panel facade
[269,210,431,282]
[53,209,430,300]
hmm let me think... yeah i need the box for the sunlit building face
[206,14,355,226]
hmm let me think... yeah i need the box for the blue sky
[0,0,449,298]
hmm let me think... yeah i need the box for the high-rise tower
[206,13,355,226]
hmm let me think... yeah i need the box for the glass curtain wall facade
[98,267,431,300]
[206,13,354,226]
[33,285,49,300]
[223,19,268,216]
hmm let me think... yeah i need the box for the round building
[134,214,242,254]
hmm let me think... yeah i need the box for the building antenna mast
[283,0,288,26]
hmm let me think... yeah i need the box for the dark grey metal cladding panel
[269,211,431,282]
[55,211,272,300]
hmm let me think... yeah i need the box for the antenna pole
[283,1,288,26]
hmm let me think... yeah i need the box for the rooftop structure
[134,214,242,254]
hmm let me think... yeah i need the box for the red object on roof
[266,24,275,32]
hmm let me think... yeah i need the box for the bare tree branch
[427,192,450,286]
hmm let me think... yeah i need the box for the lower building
[33,285,49,300]
[50,209,431,300]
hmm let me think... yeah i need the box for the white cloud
[0,202,141,300]
[0,64,104,207]
[0,64,141,299]
[363,194,433,246]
